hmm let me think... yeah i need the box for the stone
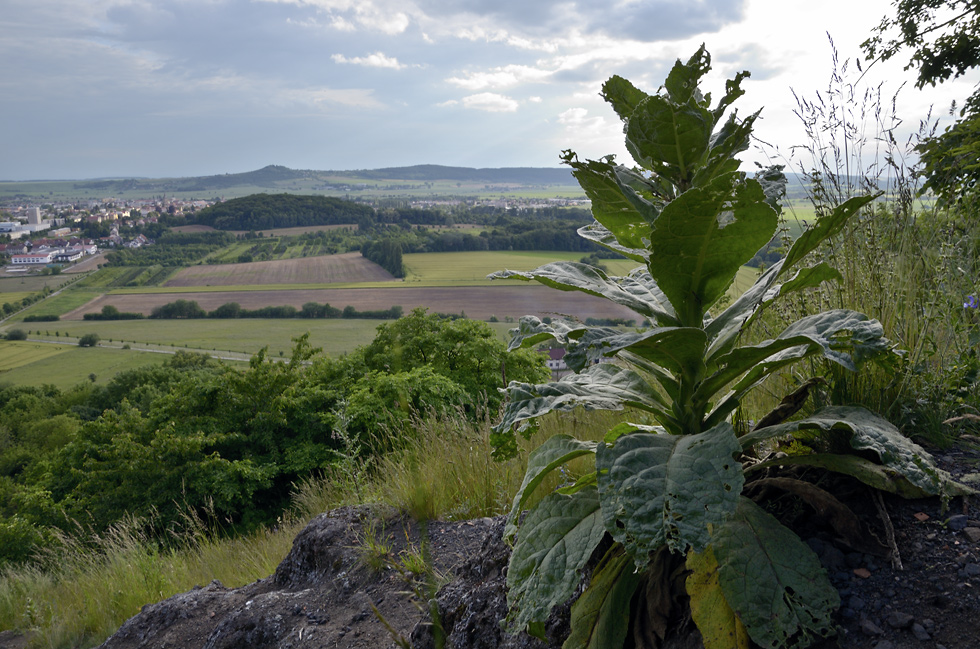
[911,622,930,641]
[859,620,885,636]
[947,514,969,531]
[964,563,980,577]
[964,527,980,543]
[885,611,914,629]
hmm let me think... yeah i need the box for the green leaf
[779,194,878,274]
[492,364,674,459]
[577,221,648,263]
[686,547,751,649]
[562,154,658,251]
[705,261,841,361]
[505,434,597,542]
[741,406,975,498]
[664,45,711,105]
[563,326,707,381]
[596,423,744,560]
[506,487,607,635]
[563,547,641,649]
[503,315,585,352]
[490,262,677,325]
[649,174,778,324]
[625,95,712,185]
[698,309,890,407]
[744,453,976,499]
[714,498,838,649]
[601,75,650,123]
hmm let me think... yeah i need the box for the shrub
[78,333,100,347]
[493,48,974,649]
[4,329,27,341]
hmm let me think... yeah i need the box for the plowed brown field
[164,253,394,287]
[60,286,640,322]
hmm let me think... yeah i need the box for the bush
[78,333,100,347]
[4,329,27,341]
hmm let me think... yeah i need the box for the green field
[0,342,174,389]
[21,318,395,359]
[403,250,640,283]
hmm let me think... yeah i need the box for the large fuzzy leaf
[489,262,677,325]
[744,453,976,499]
[741,406,973,497]
[698,309,889,407]
[507,487,607,636]
[704,261,841,361]
[714,498,838,649]
[492,364,673,460]
[504,316,586,353]
[563,326,706,381]
[686,547,751,649]
[577,221,648,263]
[505,434,597,542]
[649,174,778,324]
[625,95,712,186]
[561,153,658,251]
[564,548,642,649]
[601,75,650,123]
[596,423,743,561]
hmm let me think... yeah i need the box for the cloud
[447,64,552,90]
[332,52,408,69]
[461,92,520,112]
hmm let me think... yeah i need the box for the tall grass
[753,38,980,445]
[0,407,623,649]
[0,511,299,648]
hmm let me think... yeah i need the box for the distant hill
[341,165,574,184]
[68,164,574,195]
[194,193,375,230]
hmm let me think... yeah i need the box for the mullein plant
[490,46,974,649]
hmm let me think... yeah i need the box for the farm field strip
[0,341,70,371]
[24,319,396,360]
[58,285,641,322]
[164,252,394,287]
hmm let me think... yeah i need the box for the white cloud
[447,64,552,90]
[461,92,520,112]
[332,52,407,70]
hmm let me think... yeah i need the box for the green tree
[78,333,100,347]
[863,0,980,203]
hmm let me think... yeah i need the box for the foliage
[3,329,27,341]
[193,193,376,231]
[784,43,980,448]
[77,333,100,347]
[863,0,980,205]
[493,48,973,649]
[361,239,405,277]
[0,315,549,566]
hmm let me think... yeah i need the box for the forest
[0,309,548,565]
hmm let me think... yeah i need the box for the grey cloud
[420,0,747,41]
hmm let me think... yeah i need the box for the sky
[2,0,978,181]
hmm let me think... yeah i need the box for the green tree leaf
[596,423,743,560]
[714,498,838,649]
[506,487,607,635]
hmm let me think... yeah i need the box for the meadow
[0,341,173,389]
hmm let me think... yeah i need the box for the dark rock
[859,619,885,636]
[848,596,866,611]
[885,611,914,629]
[965,527,980,543]
[845,551,864,568]
[965,563,980,577]
[911,622,930,641]
[947,514,969,531]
